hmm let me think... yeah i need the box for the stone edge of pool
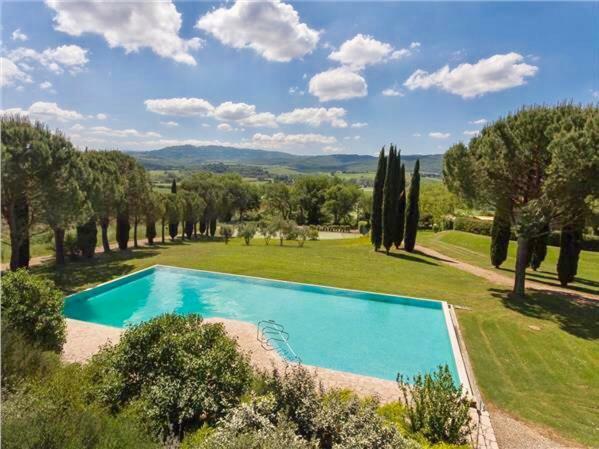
[64,263,474,396]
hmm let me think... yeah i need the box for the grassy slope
[418,230,599,295]
[32,236,598,446]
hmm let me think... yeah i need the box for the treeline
[1,116,373,269]
[444,103,598,293]
[370,145,421,254]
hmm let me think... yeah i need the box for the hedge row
[315,225,353,233]
[453,216,599,251]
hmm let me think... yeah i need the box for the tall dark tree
[76,220,97,258]
[370,148,386,251]
[529,224,549,271]
[169,179,179,240]
[404,159,421,252]
[557,223,582,286]
[209,218,217,237]
[171,179,177,194]
[382,146,398,254]
[490,201,511,268]
[116,213,130,250]
[394,163,406,249]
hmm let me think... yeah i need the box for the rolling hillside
[129,145,444,176]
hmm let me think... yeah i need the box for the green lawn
[32,237,598,446]
[418,230,599,296]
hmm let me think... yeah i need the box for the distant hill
[129,145,444,176]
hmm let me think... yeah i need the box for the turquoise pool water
[64,265,460,382]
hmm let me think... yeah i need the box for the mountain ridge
[128,145,443,175]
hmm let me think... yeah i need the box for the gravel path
[414,244,599,301]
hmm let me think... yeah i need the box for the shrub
[307,226,319,241]
[219,225,234,244]
[64,232,80,260]
[1,269,66,352]
[296,227,308,247]
[1,364,158,449]
[453,217,493,236]
[397,365,471,445]
[86,314,252,441]
[239,223,257,245]
[258,220,273,245]
[358,220,370,235]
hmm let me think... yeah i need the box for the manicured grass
[418,230,599,295]
[33,237,598,446]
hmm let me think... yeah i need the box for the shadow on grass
[497,267,599,296]
[382,250,439,266]
[32,247,161,294]
[490,288,599,340]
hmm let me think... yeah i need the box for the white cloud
[591,90,599,99]
[8,45,89,74]
[217,123,234,132]
[201,123,211,128]
[410,42,421,49]
[382,87,404,97]
[463,130,479,137]
[161,121,179,127]
[404,53,538,98]
[95,113,108,120]
[46,0,202,65]
[196,0,319,62]
[413,133,422,137]
[343,135,360,141]
[309,68,367,102]
[11,28,28,42]
[429,132,451,139]
[322,145,343,153]
[252,132,336,147]
[238,112,278,128]
[144,97,214,116]
[277,107,347,128]
[328,34,414,70]
[39,81,53,90]
[84,125,161,138]
[1,57,33,87]
[213,101,255,121]
[1,101,85,122]
[288,86,305,96]
[351,122,368,128]
[469,118,487,125]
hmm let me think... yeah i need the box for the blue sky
[1,1,597,155]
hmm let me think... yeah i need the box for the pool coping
[65,263,474,395]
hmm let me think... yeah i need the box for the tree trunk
[194,222,198,239]
[161,218,165,243]
[8,198,30,270]
[133,217,139,248]
[54,228,66,265]
[513,236,529,297]
[100,217,111,253]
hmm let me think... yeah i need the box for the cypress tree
[76,219,98,258]
[557,223,582,286]
[146,221,157,245]
[209,218,217,237]
[116,212,130,250]
[169,180,179,240]
[370,147,386,251]
[382,146,398,254]
[199,217,207,235]
[490,203,511,268]
[529,224,549,271]
[394,163,406,249]
[404,159,420,252]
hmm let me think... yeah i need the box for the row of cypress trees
[370,145,420,254]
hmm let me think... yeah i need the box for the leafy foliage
[86,314,252,441]
[1,269,66,352]
[397,366,471,444]
[239,223,257,245]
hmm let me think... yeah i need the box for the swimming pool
[64,265,464,384]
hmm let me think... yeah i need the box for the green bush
[397,365,471,445]
[1,364,157,449]
[219,225,234,244]
[238,223,257,245]
[1,323,61,392]
[86,314,252,441]
[453,217,493,236]
[358,221,370,235]
[1,269,66,351]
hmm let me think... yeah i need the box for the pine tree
[382,146,398,254]
[404,159,420,252]
[394,163,406,249]
[490,203,511,268]
[557,223,582,286]
[529,224,549,271]
[370,147,386,251]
